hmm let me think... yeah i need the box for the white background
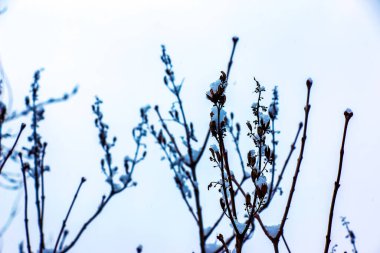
[0,0,379,252]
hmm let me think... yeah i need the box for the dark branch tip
[344,108,353,120]
[306,78,313,88]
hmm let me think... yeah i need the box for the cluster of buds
[209,107,227,137]
[206,71,227,105]
[207,71,229,137]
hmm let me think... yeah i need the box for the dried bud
[245,193,251,208]
[23,162,30,172]
[236,123,240,132]
[265,146,271,160]
[251,169,258,182]
[220,71,227,82]
[220,198,226,211]
[246,121,252,132]
[255,176,268,199]
[257,183,267,199]
[247,150,256,167]
[0,101,6,123]
[306,78,313,88]
[344,108,353,120]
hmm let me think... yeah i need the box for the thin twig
[40,143,47,241]
[19,153,32,253]
[0,123,26,174]
[194,130,210,165]
[54,177,86,253]
[323,109,353,253]
[60,194,112,253]
[226,37,239,80]
[282,234,291,253]
[276,79,313,241]
[4,86,78,123]
[270,123,303,200]
[216,234,230,253]
[154,106,184,159]
[268,119,276,200]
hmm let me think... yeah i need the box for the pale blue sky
[0,0,379,252]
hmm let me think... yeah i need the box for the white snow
[112,183,122,192]
[210,144,219,153]
[256,176,267,188]
[205,242,221,253]
[260,113,270,125]
[345,108,352,114]
[269,103,278,118]
[204,226,212,235]
[119,174,131,184]
[184,148,201,164]
[231,219,248,234]
[264,224,280,238]
[206,79,222,97]
[211,107,227,129]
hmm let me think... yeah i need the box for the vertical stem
[277,79,312,240]
[273,241,280,253]
[20,153,32,253]
[40,143,47,243]
[235,235,243,253]
[191,165,205,253]
[32,84,44,252]
[323,110,353,253]
[268,119,276,199]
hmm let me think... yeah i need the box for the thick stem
[235,235,243,253]
[273,241,280,253]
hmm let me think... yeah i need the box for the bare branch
[323,109,353,253]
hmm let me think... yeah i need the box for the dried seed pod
[220,198,226,211]
[251,169,258,182]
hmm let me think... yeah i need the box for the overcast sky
[0,0,379,252]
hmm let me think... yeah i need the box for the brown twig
[226,37,239,80]
[323,109,353,253]
[217,234,230,253]
[282,234,291,253]
[270,122,303,200]
[40,142,47,242]
[19,153,32,253]
[53,177,86,253]
[276,79,312,240]
[0,123,26,174]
